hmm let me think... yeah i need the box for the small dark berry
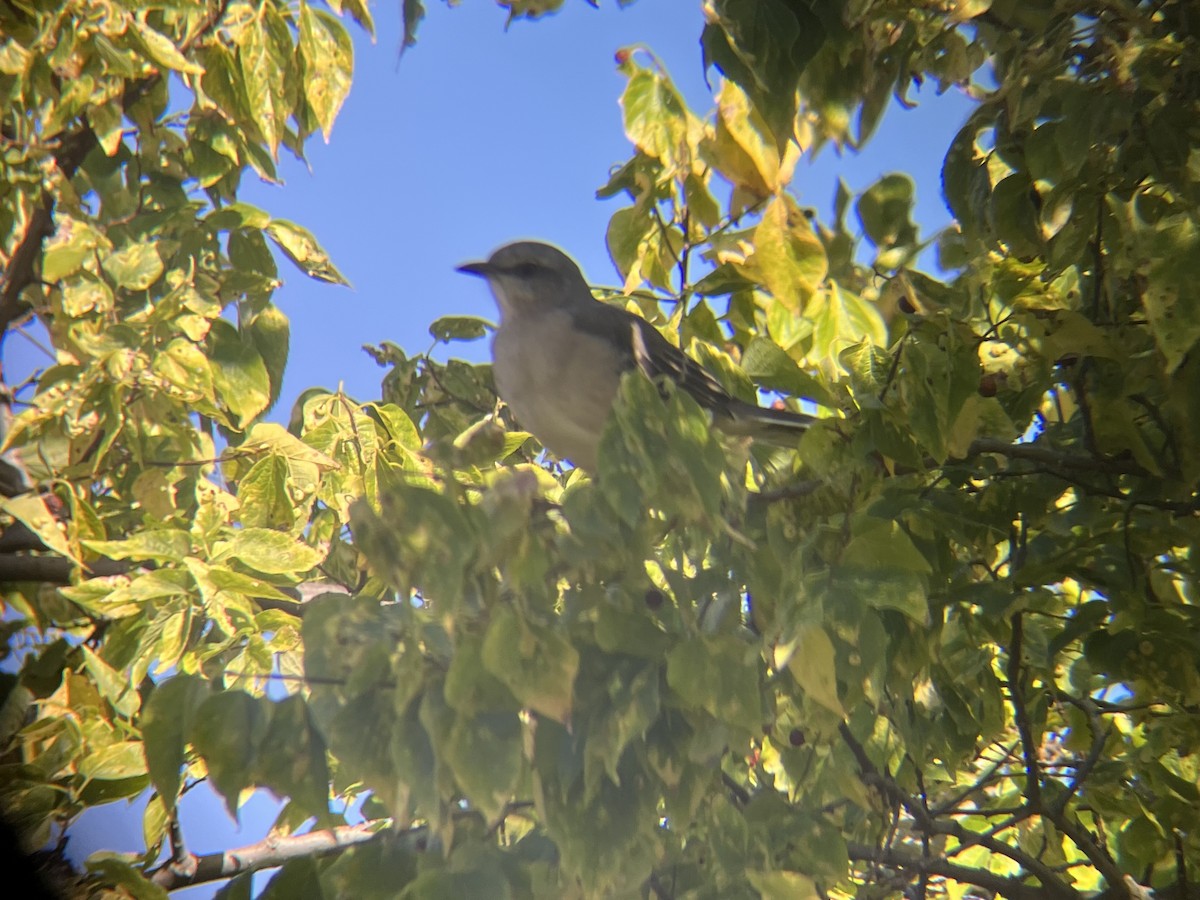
[644,589,664,610]
[978,373,998,397]
[788,728,806,747]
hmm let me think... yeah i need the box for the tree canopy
[1,1,1198,898]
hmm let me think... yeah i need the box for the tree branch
[1006,612,1042,808]
[839,723,1074,896]
[1051,692,1111,814]
[147,821,391,891]
[964,438,1144,476]
[847,842,1051,900]
[0,554,129,584]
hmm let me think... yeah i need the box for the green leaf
[582,659,660,786]
[83,528,191,563]
[401,0,425,49]
[740,337,833,405]
[0,493,78,563]
[807,282,888,368]
[702,0,827,149]
[239,9,292,156]
[843,518,932,574]
[190,691,269,819]
[429,315,490,343]
[204,202,273,231]
[691,263,756,296]
[141,675,209,811]
[208,320,272,428]
[620,66,688,167]
[130,18,205,76]
[606,205,653,285]
[298,4,354,142]
[747,870,820,900]
[706,78,791,195]
[838,569,929,625]
[205,564,298,603]
[102,242,163,291]
[142,793,168,858]
[941,118,991,240]
[236,455,295,530]
[89,101,125,156]
[243,422,339,469]
[265,219,349,285]
[151,338,216,406]
[777,624,844,716]
[369,403,423,454]
[856,174,918,249]
[254,695,330,817]
[441,710,523,823]
[248,305,291,411]
[86,855,169,900]
[79,741,148,780]
[224,527,324,576]
[81,645,139,718]
[990,172,1043,259]
[1143,215,1200,373]
[481,607,579,724]
[666,635,762,733]
[753,196,827,312]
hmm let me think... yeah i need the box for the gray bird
[457,240,815,472]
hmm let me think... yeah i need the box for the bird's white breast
[492,309,623,471]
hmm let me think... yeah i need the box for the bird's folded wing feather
[570,299,813,435]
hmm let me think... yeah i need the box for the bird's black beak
[455,260,493,277]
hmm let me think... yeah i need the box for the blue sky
[46,1,976,895]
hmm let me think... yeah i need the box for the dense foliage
[1,0,1198,898]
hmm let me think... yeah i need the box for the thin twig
[1006,612,1042,808]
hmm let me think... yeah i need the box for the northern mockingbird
[457,240,815,472]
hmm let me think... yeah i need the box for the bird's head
[457,241,590,317]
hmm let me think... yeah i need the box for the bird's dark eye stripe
[510,262,540,277]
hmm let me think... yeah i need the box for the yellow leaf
[779,624,844,716]
[753,197,827,312]
[1,494,78,563]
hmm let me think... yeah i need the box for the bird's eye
[511,262,540,278]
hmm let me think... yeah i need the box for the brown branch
[847,842,1051,900]
[1006,612,1042,808]
[0,192,56,333]
[840,723,1072,895]
[1051,692,1111,813]
[147,821,391,891]
[0,554,129,584]
[754,479,824,503]
[963,438,1144,476]
[930,741,1019,816]
[1041,811,1128,899]
[0,521,49,554]
[930,816,1070,897]
[984,464,1198,516]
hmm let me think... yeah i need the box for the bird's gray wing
[568,300,814,437]
[567,301,738,412]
